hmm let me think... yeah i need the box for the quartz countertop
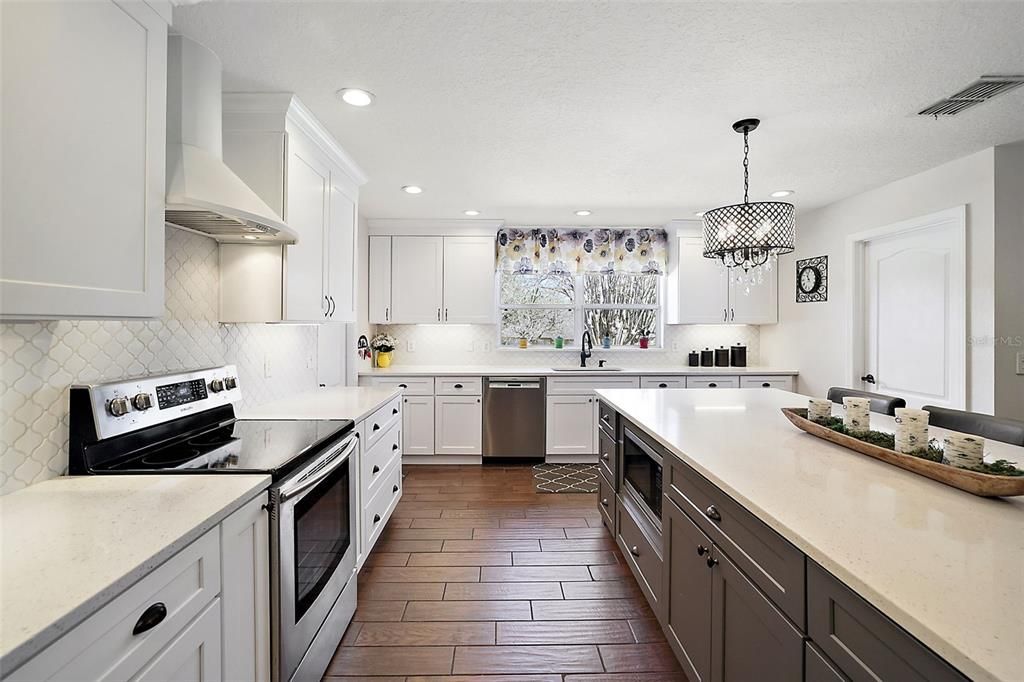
[237,385,401,422]
[358,365,798,377]
[596,387,1024,682]
[0,474,270,673]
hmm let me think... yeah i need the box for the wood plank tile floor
[324,465,686,681]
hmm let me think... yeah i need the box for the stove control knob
[224,376,237,390]
[209,378,226,393]
[108,397,131,417]
[132,393,154,410]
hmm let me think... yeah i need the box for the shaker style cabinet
[402,396,436,456]
[671,237,778,325]
[545,395,597,456]
[434,396,483,455]
[219,94,365,323]
[1,0,168,319]
[368,235,495,325]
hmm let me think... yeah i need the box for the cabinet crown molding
[367,219,505,236]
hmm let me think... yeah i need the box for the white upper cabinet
[370,234,496,325]
[220,94,366,323]
[0,0,168,319]
[442,237,496,323]
[671,236,777,325]
[391,237,445,323]
[368,236,393,324]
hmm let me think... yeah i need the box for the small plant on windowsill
[370,333,398,368]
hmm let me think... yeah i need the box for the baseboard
[545,454,599,464]
[403,455,483,465]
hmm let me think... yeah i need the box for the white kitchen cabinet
[220,94,366,323]
[546,394,597,456]
[442,237,496,323]
[671,236,777,325]
[368,236,393,324]
[219,493,270,682]
[132,600,222,682]
[435,396,483,455]
[402,395,436,456]
[0,0,168,319]
[391,236,445,323]
[317,324,346,388]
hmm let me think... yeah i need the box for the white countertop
[0,474,270,673]
[596,387,1024,682]
[237,385,401,422]
[359,365,799,377]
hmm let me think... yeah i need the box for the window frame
[496,271,664,350]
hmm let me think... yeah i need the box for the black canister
[730,343,747,367]
[688,351,700,367]
[714,346,730,367]
[700,348,714,367]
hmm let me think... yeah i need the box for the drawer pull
[706,556,719,568]
[392,443,399,451]
[696,544,708,556]
[658,383,668,388]
[372,465,380,475]
[602,413,610,421]
[398,383,408,389]
[454,383,463,389]
[393,407,399,415]
[393,484,399,493]
[708,382,718,388]
[373,514,381,524]
[705,505,722,522]
[630,546,640,557]
[372,423,381,432]
[132,602,167,636]
[762,382,771,388]
[601,498,609,507]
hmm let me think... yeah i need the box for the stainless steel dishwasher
[483,377,546,458]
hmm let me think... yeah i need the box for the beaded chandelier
[702,119,795,271]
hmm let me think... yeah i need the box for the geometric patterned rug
[532,463,600,493]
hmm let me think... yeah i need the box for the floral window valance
[496,227,668,275]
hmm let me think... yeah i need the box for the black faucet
[580,330,593,367]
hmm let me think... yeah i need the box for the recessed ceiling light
[402,185,423,194]
[574,209,592,216]
[463,210,480,216]
[770,190,794,198]
[337,88,375,107]
[243,235,259,240]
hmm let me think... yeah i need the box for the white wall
[0,227,318,494]
[761,148,1000,413]
[994,142,1024,420]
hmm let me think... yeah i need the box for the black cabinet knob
[372,423,381,432]
[706,556,719,568]
[132,602,167,636]
[372,465,380,474]
[696,544,708,556]
[705,505,722,522]
[630,546,640,557]
[601,452,610,461]
[393,484,399,493]
[601,498,609,507]
[392,444,399,451]
[373,514,381,524]
[393,408,399,415]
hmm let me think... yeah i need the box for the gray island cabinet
[597,400,970,682]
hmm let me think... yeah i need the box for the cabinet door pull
[696,544,708,556]
[373,514,381,524]
[601,498,609,507]
[444,308,448,322]
[705,505,722,522]
[454,383,463,389]
[658,383,668,388]
[372,465,380,475]
[392,443,399,451]
[731,308,735,321]
[708,382,717,388]
[372,423,381,432]
[706,556,719,568]
[723,308,727,321]
[330,296,336,317]
[437,308,441,321]
[601,452,610,461]
[398,383,408,389]
[385,306,390,321]
[393,484,399,493]
[630,546,640,557]
[132,602,167,636]
[324,295,330,318]
[762,382,771,388]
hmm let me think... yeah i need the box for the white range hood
[165,35,297,244]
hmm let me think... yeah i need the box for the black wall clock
[796,255,828,302]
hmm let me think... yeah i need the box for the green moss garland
[809,415,1023,477]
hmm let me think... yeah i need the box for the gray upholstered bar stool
[827,387,907,416]
[921,405,1024,447]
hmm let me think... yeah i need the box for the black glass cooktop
[100,419,353,477]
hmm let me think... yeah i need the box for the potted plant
[370,332,398,368]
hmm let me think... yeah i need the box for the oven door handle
[278,435,358,502]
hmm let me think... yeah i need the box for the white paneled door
[860,209,966,408]
[442,237,496,323]
[391,236,444,323]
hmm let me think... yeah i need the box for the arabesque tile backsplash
[0,227,317,495]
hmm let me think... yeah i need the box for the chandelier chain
[742,130,750,205]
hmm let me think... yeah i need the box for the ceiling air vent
[918,75,1024,117]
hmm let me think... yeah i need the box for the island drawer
[666,459,805,628]
[364,394,402,451]
[640,376,687,389]
[366,376,435,395]
[598,427,617,484]
[616,491,663,619]
[740,375,794,391]
[436,376,483,395]
[597,399,617,436]
[685,376,739,389]
[597,470,615,535]
[807,561,967,682]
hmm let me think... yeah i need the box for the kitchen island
[595,387,1024,682]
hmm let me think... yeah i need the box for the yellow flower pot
[376,351,393,368]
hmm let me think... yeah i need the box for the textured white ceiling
[173,1,1024,225]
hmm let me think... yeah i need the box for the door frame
[844,205,967,408]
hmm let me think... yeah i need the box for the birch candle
[842,397,871,436]
[944,433,985,469]
[807,399,833,423]
[894,408,930,454]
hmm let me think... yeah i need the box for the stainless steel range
[68,366,358,682]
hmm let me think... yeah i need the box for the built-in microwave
[621,425,663,525]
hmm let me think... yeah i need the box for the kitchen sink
[551,366,623,372]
